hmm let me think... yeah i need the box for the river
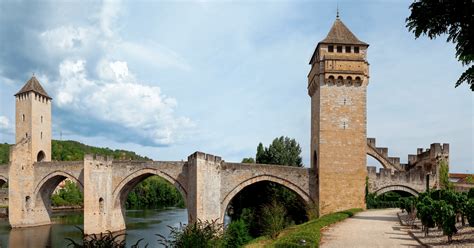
[0,208,188,247]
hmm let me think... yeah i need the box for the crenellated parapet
[367,139,450,196]
[367,166,429,196]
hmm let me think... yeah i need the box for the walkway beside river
[320,208,421,248]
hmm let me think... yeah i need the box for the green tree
[256,136,302,167]
[406,0,474,90]
[51,180,83,207]
[241,157,255,163]
[221,219,252,248]
[261,200,288,239]
[438,159,453,190]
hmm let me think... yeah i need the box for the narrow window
[25,133,28,138]
[343,122,346,129]
[343,98,347,105]
[99,197,104,213]
[25,196,31,209]
[41,116,43,123]
[328,45,334,52]
[22,114,25,122]
[345,46,351,53]
[336,46,342,53]
[40,132,43,139]
[354,47,360,53]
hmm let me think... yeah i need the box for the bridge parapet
[367,166,434,196]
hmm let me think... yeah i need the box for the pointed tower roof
[320,18,368,45]
[15,76,52,99]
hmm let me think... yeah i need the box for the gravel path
[320,208,421,248]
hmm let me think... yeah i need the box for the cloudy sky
[0,0,472,173]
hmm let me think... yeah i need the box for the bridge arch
[367,148,392,170]
[33,170,84,219]
[112,168,187,209]
[0,175,7,187]
[221,174,312,223]
[375,185,419,197]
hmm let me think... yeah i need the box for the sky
[0,0,472,173]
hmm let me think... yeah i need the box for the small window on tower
[354,47,360,53]
[328,45,334,52]
[22,114,25,122]
[41,116,43,123]
[41,132,43,139]
[345,46,351,53]
[336,46,342,53]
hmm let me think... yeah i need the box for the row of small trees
[400,189,474,242]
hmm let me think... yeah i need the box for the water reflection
[0,208,188,248]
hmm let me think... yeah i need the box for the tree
[241,157,255,163]
[406,0,474,91]
[255,136,303,167]
[438,159,453,190]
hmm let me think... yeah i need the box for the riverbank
[245,208,362,247]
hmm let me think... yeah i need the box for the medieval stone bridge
[3,17,449,235]
[0,137,447,234]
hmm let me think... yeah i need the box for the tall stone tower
[308,16,369,215]
[14,76,52,162]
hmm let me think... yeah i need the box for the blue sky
[0,0,472,173]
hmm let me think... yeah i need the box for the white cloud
[0,116,12,134]
[53,59,193,145]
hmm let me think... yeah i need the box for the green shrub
[158,220,223,248]
[466,199,474,227]
[438,200,457,242]
[261,200,288,239]
[468,188,474,199]
[221,219,251,248]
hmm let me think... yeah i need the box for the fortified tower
[14,76,52,162]
[308,15,369,215]
[9,76,52,228]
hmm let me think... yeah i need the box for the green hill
[0,140,151,164]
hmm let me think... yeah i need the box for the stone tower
[9,76,52,228]
[14,76,52,162]
[308,16,369,215]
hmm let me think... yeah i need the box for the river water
[0,208,188,248]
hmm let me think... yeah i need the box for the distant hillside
[0,140,151,164]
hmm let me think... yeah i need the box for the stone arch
[220,174,312,223]
[375,185,419,197]
[112,168,187,209]
[33,171,83,219]
[366,146,401,171]
[0,175,7,187]
[37,150,45,162]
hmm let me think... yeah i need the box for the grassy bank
[246,208,362,248]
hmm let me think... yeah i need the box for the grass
[245,208,363,248]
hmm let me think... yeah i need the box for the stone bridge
[2,137,446,234]
[366,138,448,197]
[6,137,314,234]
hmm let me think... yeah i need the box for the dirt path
[320,208,421,248]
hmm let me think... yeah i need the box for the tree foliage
[0,143,10,164]
[126,176,184,209]
[241,157,255,164]
[439,159,453,190]
[256,136,302,167]
[406,0,474,90]
[158,220,223,248]
[51,180,84,207]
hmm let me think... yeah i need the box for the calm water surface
[0,208,188,248]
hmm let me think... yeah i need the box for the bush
[66,227,144,248]
[158,220,223,248]
[221,219,251,248]
[438,200,457,242]
[261,200,288,239]
[466,199,474,227]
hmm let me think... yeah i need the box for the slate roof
[15,76,52,99]
[320,18,368,46]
